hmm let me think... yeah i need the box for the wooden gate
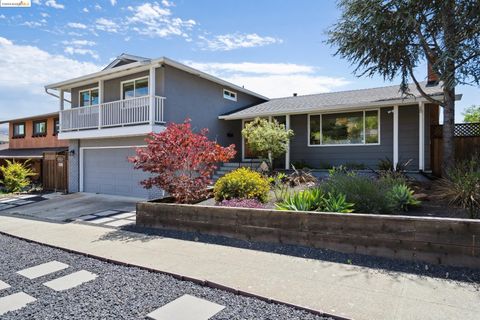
[431,123,480,176]
[43,152,68,193]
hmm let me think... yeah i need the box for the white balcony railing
[60,96,165,132]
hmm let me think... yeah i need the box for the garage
[81,147,154,199]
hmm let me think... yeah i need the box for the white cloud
[183,61,350,98]
[199,33,282,51]
[64,47,99,60]
[33,0,41,4]
[83,7,89,13]
[127,2,195,38]
[23,20,46,28]
[95,18,119,33]
[67,22,87,29]
[0,36,101,119]
[63,39,96,47]
[44,0,64,9]
[94,4,102,10]
[0,15,5,19]
[161,0,174,7]
[110,0,117,5]
[40,12,49,17]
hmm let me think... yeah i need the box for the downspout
[44,88,72,104]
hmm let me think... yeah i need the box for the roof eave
[219,93,457,120]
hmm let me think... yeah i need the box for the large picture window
[309,110,380,146]
[79,88,99,107]
[13,123,25,138]
[122,77,149,99]
[33,120,47,137]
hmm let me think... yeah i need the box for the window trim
[120,76,149,100]
[32,119,48,137]
[53,118,60,135]
[307,108,381,147]
[223,89,237,101]
[78,87,99,107]
[12,122,26,138]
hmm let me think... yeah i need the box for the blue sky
[0,0,478,125]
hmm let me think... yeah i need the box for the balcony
[58,96,166,140]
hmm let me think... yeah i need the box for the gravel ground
[0,234,331,320]
[120,225,480,285]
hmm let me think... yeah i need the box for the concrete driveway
[0,193,140,222]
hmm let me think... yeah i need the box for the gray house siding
[162,65,265,161]
[288,105,431,170]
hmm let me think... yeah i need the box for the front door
[242,119,260,161]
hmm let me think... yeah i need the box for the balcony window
[54,119,60,135]
[122,77,149,99]
[13,123,25,138]
[33,120,47,137]
[308,109,380,146]
[79,88,99,107]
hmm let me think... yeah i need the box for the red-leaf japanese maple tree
[129,119,236,203]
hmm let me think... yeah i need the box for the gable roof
[45,56,268,101]
[220,82,458,120]
[102,53,150,70]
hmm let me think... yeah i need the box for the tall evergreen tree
[328,0,480,174]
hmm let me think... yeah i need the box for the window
[54,119,60,135]
[33,120,47,137]
[13,123,25,138]
[223,89,237,101]
[79,88,99,107]
[122,77,149,99]
[308,110,380,146]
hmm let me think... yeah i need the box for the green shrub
[214,167,270,203]
[275,188,324,211]
[321,192,354,213]
[0,160,35,193]
[435,157,480,218]
[387,184,420,211]
[268,172,290,201]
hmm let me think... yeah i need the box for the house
[45,53,460,199]
[0,132,8,150]
[0,112,69,191]
[220,80,461,172]
[45,54,267,199]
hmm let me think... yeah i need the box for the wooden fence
[431,123,480,176]
[42,152,68,193]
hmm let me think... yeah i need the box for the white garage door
[82,148,153,199]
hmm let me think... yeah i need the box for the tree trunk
[442,88,455,176]
[441,0,456,177]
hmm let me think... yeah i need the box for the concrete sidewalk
[0,215,478,320]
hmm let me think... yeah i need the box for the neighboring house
[45,54,267,199]
[221,80,461,172]
[0,112,69,191]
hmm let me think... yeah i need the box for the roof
[0,112,59,124]
[102,53,149,70]
[45,56,268,101]
[220,82,456,120]
[0,147,68,159]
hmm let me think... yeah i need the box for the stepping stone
[88,217,115,224]
[94,210,120,217]
[111,212,136,219]
[147,294,225,320]
[75,215,98,221]
[105,219,134,227]
[43,270,97,291]
[17,261,69,280]
[0,280,10,291]
[0,292,36,316]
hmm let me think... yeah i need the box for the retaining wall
[137,202,480,269]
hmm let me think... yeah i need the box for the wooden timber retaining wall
[137,202,480,269]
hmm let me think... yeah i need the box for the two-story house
[45,54,267,199]
[0,112,69,191]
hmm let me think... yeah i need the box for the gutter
[45,88,71,104]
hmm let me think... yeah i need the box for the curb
[0,230,351,320]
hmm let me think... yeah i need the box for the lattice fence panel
[431,123,480,138]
